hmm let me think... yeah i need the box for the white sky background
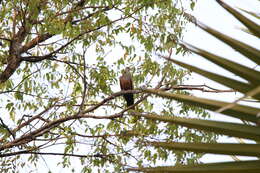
[18,0,260,172]
[183,0,260,163]
[184,0,260,121]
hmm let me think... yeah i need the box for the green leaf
[160,57,260,100]
[216,0,260,37]
[190,1,195,10]
[6,102,14,111]
[238,8,260,20]
[183,42,260,84]
[127,160,260,173]
[143,89,260,123]
[149,141,260,156]
[138,113,260,141]
[195,21,260,65]
[14,92,23,101]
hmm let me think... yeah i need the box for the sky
[184,0,260,95]
[184,0,260,116]
[183,0,260,163]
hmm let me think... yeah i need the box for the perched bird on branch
[120,67,134,108]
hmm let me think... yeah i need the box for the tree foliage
[0,0,218,172]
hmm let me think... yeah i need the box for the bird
[119,67,134,108]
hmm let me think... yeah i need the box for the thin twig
[0,118,15,139]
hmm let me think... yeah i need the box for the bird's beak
[127,67,135,71]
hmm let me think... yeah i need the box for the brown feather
[120,68,134,108]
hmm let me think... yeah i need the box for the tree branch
[21,4,146,63]
[0,150,115,158]
[0,83,235,151]
[20,33,53,53]
[0,118,15,140]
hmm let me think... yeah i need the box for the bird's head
[121,67,132,74]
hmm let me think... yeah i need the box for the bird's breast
[120,76,133,90]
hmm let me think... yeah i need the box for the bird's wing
[119,76,124,90]
[129,76,133,90]
[120,75,133,90]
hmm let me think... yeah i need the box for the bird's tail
[124,93,134,109]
